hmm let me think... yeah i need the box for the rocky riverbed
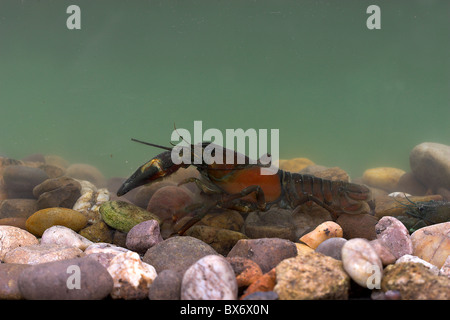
[0,142,449,300]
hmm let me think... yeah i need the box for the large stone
[243,208,296,241]
[0,226,39,261]
[40,225,93,250]
[143,236,218,274]
[3,244,84,264]
[362,167,406,192]
[25,207,88,237]
[227,238,297,273]
[185,225,247,256]
[33,176,81,209]
[375,216,413,259]
[2,165,49,198]
[66,163,106,188]
[0,263,32,299]
[341,238,383,288]
[181,255,238,300]
[410,142,450,190]
[410,222,450,268]
[100,200,161,233]
[381,262,450,300]
[18,257,113,300]
[107,251,157,300]
[0,199,38,219]
[274,251,350,300]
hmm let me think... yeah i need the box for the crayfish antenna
[130,138,172,151]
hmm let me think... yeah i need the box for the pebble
[84,243,130,268]
[375,216,413,259]
[0,263,32,299]
[369,239,396,266]
[409,142,450,191]
[100,200,161,233]
[296,243,314,255]
[146,185,194,224]
[315,237,347,260]
[185,225,248,256]
[143,236,218,274]
[227,238,297,273]
[132,181,176,208]
[25,207,88,237]
[3,244,84,264]
[396,172,427,196]
[381,262,450,299]
[72,180,110,224]
[341,238,383,288]
[40,225,93,250]
[0,199,38,219]
[303,166,350,182]
[0,225,39,260]
[243,208,296,241]
[278,157,315,172]
[107,251,157,300]
[181,254,238,300]
[125,219,164,253]
[32,176,82,209]
[292,205,333,239]
[299,221,343,249]
[199,208,244,232]
[396,254,440,275]
[274,251,350,300]
[362,167,406,192]
[240,268,276,299]
[336,213,378,240]
[79,220,114,243]
[226,256,263,291]
[410,222,450,268]
[0,217,27,229]
[66,163,106,188]
[18,257,113,300]
[2,165,49,198]
[148,269,182,300]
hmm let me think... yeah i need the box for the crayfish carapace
[117,139,373,235]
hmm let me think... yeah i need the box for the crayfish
[117,139,373,235]
[395,196,450,233]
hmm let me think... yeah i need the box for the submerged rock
[274,251,350,300]
[100,200,161,233]
[181,255,238,300]
[381,262,450,300]
[410,142,450,191]
[362,167,406,192]
[25,207,88,237]
[18,257,113,300]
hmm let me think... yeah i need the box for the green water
[1,0,449,180]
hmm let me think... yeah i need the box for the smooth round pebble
[341,238,383,288]
[410,222,450,268]
[181,254,238,300]
[25,207,88,237]
[0,225,39,260]
[148,269,182,300]
[18,257,113,300]
[315,237,347,260]
[41,225,93,250]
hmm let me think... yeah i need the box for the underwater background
[0,0,449,180]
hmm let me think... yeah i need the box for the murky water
[1,0,449,179]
